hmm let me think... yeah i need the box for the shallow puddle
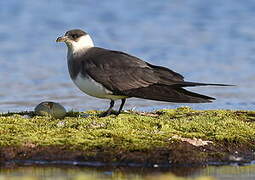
[1,163,255,180]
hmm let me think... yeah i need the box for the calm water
[0,0,255,112]
[1,164,255,180]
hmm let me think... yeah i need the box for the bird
[56,29,231,117]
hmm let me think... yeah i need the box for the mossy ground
[0,107,255,166]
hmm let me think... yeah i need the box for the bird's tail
[172,81,234,87]
[123,84,216,103]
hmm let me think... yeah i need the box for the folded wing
[82,47,224,102]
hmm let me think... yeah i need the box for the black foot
[99,110,121,117]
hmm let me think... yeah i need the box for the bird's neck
[67,35,94,59]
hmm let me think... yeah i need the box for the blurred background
[0,0,254,112]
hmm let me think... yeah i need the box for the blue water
[0,0,255,112]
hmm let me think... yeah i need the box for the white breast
[73,73,127,100]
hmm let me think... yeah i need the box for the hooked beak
[56,36,68,42]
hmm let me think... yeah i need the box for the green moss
[0,107,255,151]
[1,107,255,166]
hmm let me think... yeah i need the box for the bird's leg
[99,100,115,117]
[116,98,126,115]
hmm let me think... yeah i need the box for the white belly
[73,73,127,100]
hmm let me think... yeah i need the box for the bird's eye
[72,34,78,39]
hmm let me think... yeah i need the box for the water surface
[0,1,255,112]
[1,164,255,180]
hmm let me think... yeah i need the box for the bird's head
[56,29,94,53]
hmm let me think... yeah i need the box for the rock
[34,101,66,119]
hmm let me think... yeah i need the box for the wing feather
[83,48,184,93]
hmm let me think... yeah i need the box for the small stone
[34,101,66,119]
[229,155,243,162]
[57,121,66,127]
[22,115,31,119]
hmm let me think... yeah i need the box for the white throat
[66,35,94,57]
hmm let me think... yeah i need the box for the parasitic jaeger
[56,29,231,117]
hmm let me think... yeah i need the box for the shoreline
[1,107,255,167]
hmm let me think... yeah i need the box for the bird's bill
[56,36,68,42]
